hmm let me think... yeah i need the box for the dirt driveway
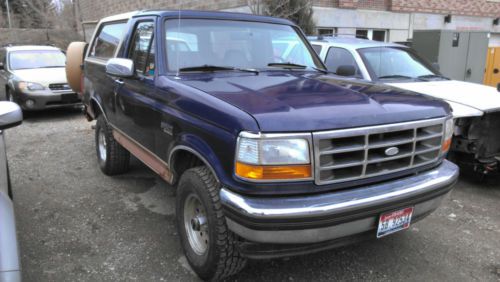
[6,109,500,281]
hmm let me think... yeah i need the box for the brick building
[76,0,500,45]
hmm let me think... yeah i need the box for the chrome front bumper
[221,160,459,244]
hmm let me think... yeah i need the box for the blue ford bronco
[66,10,459,281]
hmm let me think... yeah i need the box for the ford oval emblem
[385,147,399,156]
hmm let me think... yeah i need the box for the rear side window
[90,22,127,59]
[312,44,322,55]
[325,47,359,76]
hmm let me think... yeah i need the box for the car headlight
[235,132,312,181]
[442,117,454,153]
[18,81,45,91]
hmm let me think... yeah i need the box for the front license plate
[377,207,414,238]
[61,93,78,102]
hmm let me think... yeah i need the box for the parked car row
[0,9,496,282]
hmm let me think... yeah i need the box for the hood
[388,80,500,118]
[178,72,449,132]
[11,67,67,87]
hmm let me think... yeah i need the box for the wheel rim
[184,194,209,255]
[98,127,107,161]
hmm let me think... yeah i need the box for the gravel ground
[6,108,500,281]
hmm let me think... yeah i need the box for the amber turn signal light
[235,162,312,180]
[442,138,452,152]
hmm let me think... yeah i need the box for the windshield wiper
[378,74,413,80]
[267,62,307,70]
[178,65,258,74]
[418,74,449,80]
[268,62,328,74]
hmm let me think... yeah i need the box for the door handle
[114,79,124,85]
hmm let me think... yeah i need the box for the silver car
[0,101,22,282]
[0,45,81,111]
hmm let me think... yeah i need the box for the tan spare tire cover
[66,42,87,93]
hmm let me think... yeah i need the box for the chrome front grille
[313,118,445,185]
[49,83,71,91]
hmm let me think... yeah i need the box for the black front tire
[176,166,247,281]
[95,115,130,175]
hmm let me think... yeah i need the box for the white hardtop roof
[100,11,140,23]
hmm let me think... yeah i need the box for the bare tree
[248,0,316,34]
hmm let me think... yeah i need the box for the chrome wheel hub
[184,194,209,255]
[98,128,107,161]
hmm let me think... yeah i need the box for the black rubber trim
[237,211,434,260]
[223,179,456,231]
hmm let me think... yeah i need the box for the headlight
[442,117,454,153]
[235,132,312,181]
[18,81,45,91]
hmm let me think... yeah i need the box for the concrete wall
[313,6,500,43]
[0,28,82,49]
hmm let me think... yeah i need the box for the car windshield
[358,47,440,81]
[164,19,324,72]
[9,50,66,70]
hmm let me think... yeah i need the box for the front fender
[169,131,235,184]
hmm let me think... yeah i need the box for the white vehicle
[310,36,500,174]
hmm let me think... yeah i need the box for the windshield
[358,47,439,81]
[9,50,66,70]
[164,19,324,72]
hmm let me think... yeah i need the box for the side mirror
[106,58,134,78]
[432,62,440,71]
[336,65,356,77]
[0,102,22,130]
[0,62,4,70]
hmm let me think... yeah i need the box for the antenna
[175,3,181,78]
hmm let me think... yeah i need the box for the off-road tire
[95,115,130,175]
[176,166,247,281]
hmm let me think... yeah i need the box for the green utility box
[412,30,489,84]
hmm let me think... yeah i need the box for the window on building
[372,30,386,42]
[128,21,155,76]
[356,29,387,42]
[317,28,337,36]
[90,21,127,59]
[325,47,360,77]
[356,29,369,39]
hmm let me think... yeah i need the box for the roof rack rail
[316,33,369,40]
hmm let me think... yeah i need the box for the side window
[90,22,127,59]
[325,47,359,76]
[128,21,154,76]
[312,44,322,55]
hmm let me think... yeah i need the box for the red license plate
[377,207,414,238]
